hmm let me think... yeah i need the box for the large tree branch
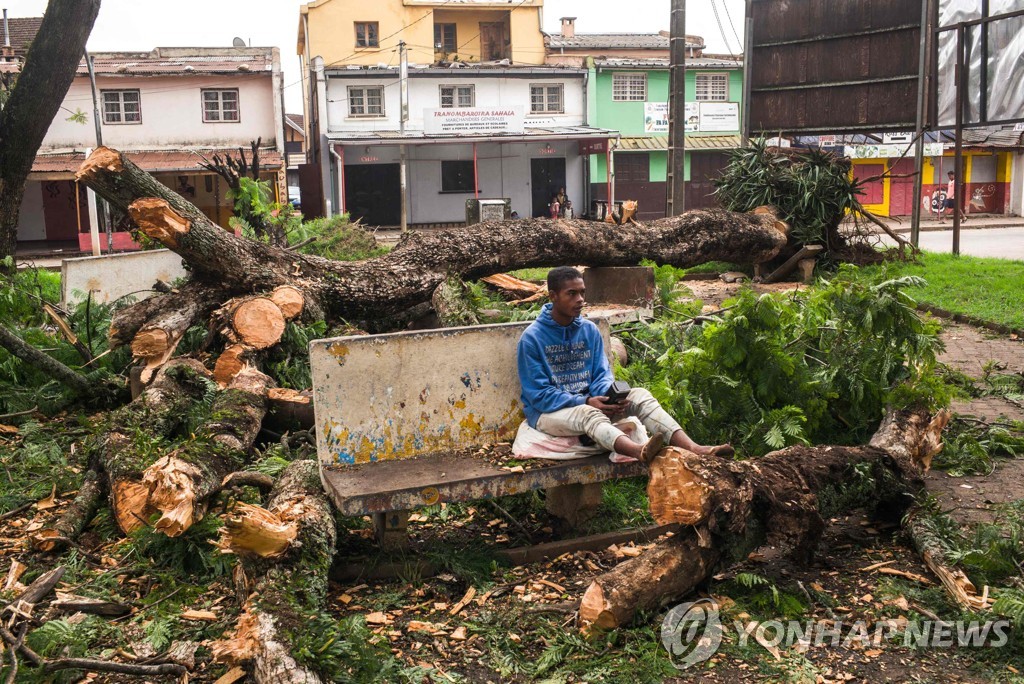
[77,147,789,322]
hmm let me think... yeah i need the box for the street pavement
[878,224,1024,260]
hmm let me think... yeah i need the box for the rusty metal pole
[952,24,965,256]
[666,0,686,216]
[910,0,930,248]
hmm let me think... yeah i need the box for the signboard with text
[699,102,740,133]
[424,107,525,135]
[644,103,669,133]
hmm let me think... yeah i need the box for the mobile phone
[605,380,631,404]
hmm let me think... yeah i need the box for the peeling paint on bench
[311,319,611,467]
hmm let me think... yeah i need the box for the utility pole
[666,0,686,216]
[399,41,409,233]
[85,50,111,254]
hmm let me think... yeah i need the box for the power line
[719,0,744,53]
[709,0,737,55]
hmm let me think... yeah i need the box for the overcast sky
[11,0,746,112]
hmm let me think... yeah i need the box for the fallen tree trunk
[579,408,951,630]
[77,146,788,335]
[31,470,104,552]
[128,367,273,537]
[213,460,335,684]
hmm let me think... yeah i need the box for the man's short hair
[547,266,583,293]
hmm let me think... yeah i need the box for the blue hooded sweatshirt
[517,303,615,428]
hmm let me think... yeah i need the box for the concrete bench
[311,318,646,549]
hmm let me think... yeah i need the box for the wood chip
[619,545,642,558]
[450,626,467,641]
[859,560,897,573]
[36,484,58,511]
[876,567,933,585]
[365,611,389,625]
[3,560,27,592]
[214,666,248,684]
[449,587,477,616]
[536,579,566,593]
[0,424,18,435]
[181,609,218,621]
[339,593,353,604]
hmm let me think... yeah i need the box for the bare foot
[639,432,666,464]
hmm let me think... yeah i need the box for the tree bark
[0,0,101,264]
[578,408,952,631]
[102,359,214,534]
[0,322,96,397]
[212,460,335,684]
[77,147,788,327]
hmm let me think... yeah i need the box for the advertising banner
[698,102,740,133]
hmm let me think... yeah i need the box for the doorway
[684,152,730,210]
[480,21,510,61]
[531,158,567,218]
[343,164,401,226]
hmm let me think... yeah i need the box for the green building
[588,57,744,220]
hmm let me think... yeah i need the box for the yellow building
[297,0,546,69]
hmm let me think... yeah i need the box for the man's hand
[587,396,626,417]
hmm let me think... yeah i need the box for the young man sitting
[516,266,733,462]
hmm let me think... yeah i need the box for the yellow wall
[301,0,545,67]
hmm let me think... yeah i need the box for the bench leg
[373,510,410,551]
[545,482,604,529]
[797,258,816,284]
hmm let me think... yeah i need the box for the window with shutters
[440,85,475,108]
[616,153,650,183]
[612,73,647,101]
[101,89,141,124]
[348,86,385,117]
[695,73,729,101]
[434,23,457,53]
[529,84,564,114]
[355,22,379,48]
[202,89,240,122]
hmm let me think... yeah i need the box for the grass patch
[857,252,1024,329]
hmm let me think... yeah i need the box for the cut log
[31,470,104,552]
[228,298,286,350]
[214,344,252,388]
[905,509,994,611]
[77,147,788,329]
[269,286,305,321]
[139,367,273,537]
[109,280,219,350]
[212,460,335,684]
[131,294,208,383]
[578,408,952,630]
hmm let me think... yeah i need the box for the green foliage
[287,613,428,683]
[729,573,807,619]
[265,320,329,389]
[125,515,233,577]
[618,266,944,456]
[934,418,1024,476]
[715,139,866,247]
[26,615,116,659]
[0,419,86,514]
[290,215,388,261]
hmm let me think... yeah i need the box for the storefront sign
[818,135,839,146]
[844,143,944,159]
[882,132,914,145]
[578,138,608,155]
[699,102,740,133]
[685,102,700,132]
[424,107,524,135]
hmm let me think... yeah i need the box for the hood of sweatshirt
[536,302,583,343]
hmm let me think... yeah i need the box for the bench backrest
[311,319,610,466]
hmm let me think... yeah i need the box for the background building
[12,45,285,255]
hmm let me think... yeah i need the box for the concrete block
[373,510,410,550]
[311,319,611,467]
[61,249,186,307]
[545,482,604,528]
[583,266,655,308]
[798,258,816,284]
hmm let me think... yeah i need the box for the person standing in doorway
[940,170,968,223]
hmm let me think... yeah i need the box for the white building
[310,61,616,225]
[13,46,285,255]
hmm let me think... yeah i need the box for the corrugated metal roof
[596,57,742,69]
[546,32,704,51]
[76,48,274,76]
[617,135,741,150]
[32,148,283,174]
[327,63,586,76]
[962,127,1024,148]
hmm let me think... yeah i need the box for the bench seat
[322,451,646,517]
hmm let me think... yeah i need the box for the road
[880,225,1024,260]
